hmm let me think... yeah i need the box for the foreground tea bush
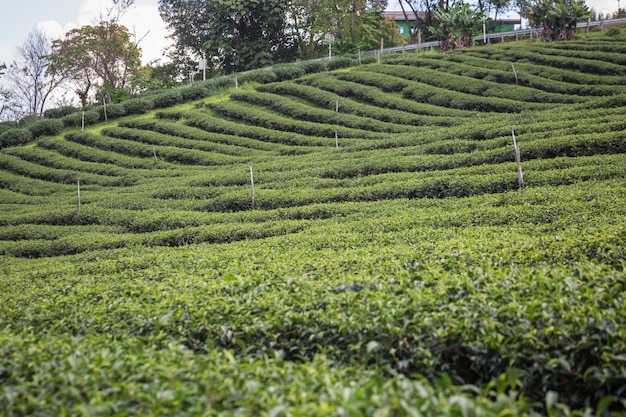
[1,32,626,417]
[0,331,542,416]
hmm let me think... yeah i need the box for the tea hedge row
[359,64,583,105]
[256,81,457,127]
[0,331,539,416]
[301,72,474,118]
[157,110,337,149]
[464,47,626,81]
[386,54,626,97]
[118,119,276,156]
[522,44,626,66]
[205,101,384,140]
[37,136,175,169]
[101,127,249,166]
[2,147,146,179]
[1,179,624,410]
[0,152,136,187]
[230,91,418,133]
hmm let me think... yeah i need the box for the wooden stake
[510,126,524,189]
[249,162,255,209]
[335,100,339,113]
[77,179,81,213]
[335,131,339,149]
[511,64,518,85]
[153,146,158,164]
[81,110,85,132]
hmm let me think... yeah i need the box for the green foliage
[43,105,80,119]
[272,63,307,82]
[1,35,626,417]
[0,128,32,148]
[61,109,100,128]
[122,97,155,114]
[28,118,64,138]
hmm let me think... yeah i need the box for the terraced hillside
[1,31,626,416]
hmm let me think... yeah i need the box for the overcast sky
[0,0,622,67]
[0,0,169,66]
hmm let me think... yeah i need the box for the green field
[1,29,626,416]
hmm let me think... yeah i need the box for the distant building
[383,11,521,39]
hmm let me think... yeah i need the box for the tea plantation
[1,30,626,416]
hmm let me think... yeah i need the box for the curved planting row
[1,32,626,416]
[301,72,473,118]
[157,110,335,149]
[358,64,584,105]
[387,53,626,96]
[256,81,459,127]
[230,90,419,133]
[205,101,386,140]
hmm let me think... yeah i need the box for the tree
[203,0,298,73]
[430,2,484,50]
[0,63,18,121]
[4,28,68,118]
[158,0,210,59]
[49,21,141,107]
[159,0,395,73]
[520,0,591,41]
[309,0,390,54]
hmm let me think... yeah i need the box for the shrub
[605,27,621,37]
[179,84,209,101]
[152,90,183,108]
[0,121,18,134]
[238,69,277,85]
[44,106,80,119]
[272,64,306,82]
[101,103,127,119]
[0,128,32,148]
[18,115,41,128]
[328,56,357,70]
[300,60,328,74]
[123,98,154,115]
[29,118,64,138]
[62,109,100,128]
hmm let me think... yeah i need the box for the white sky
[0,0,622,67]
[0,0,169,66]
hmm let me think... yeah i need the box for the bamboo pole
[249,162,255,209]
[510,126,524,189]
[77,178,81,213]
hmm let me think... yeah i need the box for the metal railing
[323,16,626,58]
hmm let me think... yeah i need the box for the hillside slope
[1,32,626,415]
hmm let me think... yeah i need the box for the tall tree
[0,63,17,121]
[158,0,210,59]
[203,0,298,73]
[311,0,390,54]
[49,21,141,106]
[4,28,68,117]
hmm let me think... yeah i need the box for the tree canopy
[49,21,141,106]
[158,0,397,74]
[520,0,591,41]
